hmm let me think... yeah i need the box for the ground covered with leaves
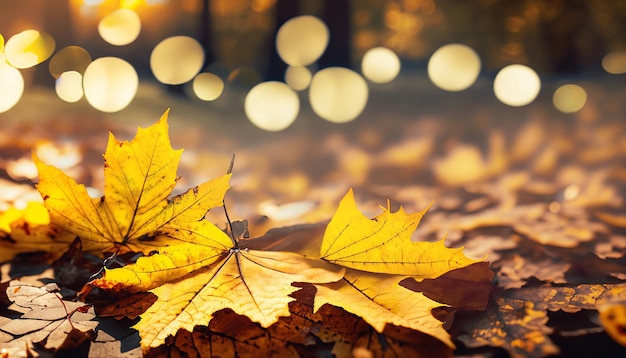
[1,75,626,357]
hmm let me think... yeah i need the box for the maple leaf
[33,109,231,260]
[314,268,455,348]
[130,249,344,351]
[0,202,76,263]
[0,280,97,354]
[320,188,480,278]
[90,221,234,292]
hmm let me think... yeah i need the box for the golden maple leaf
[115,248,345,351]
[320,188,480,278]
[33,109,231,259]
[314,268,455,348]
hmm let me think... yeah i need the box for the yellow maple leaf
[131,249,345,351]
[320,188,480,277]
[0,202,75,262]
[314,268,454,348]
[33,109,231,258]
[91,221,233,292]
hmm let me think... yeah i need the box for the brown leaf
[455,283,626,357]
[1,280,98,354]
[492,254,570,289]
[399,262,494,310]
[96,292,158,320]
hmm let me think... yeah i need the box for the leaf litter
[0,87,624,358]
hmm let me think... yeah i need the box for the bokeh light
[602,51,626,74]
[150,36,204,85]
[284,66,312,91]
[361,47,401,84]
[192,72,224,101]
[4,29,55,69]
[244,81,299,131]
[428,44,481,91]
[309,67,368,123]
[98,8,141,46]
[55,71,84,103]
[83,57,138,112]
[493,64,541,107]
[276,15,329,66]
[553,84,587,113]
[0,59,24,113]
[49,45,91,78]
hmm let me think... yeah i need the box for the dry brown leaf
[491,254,569,289]
[456,283,626,358]
[399,262,494,311]
[513,208,604,248]
[1,280,97,354]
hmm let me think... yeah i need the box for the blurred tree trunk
[200,0,215,67]
[35,0,74,86]
[168,0,215,96]
[318,0,351,69]
[264,0,299,81]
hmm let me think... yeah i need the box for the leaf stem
[223,202,237,247]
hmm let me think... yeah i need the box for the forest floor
[1,71,625,357]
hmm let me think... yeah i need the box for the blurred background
[1,0,626,116]
[1,0,626,235]
[3,0,626,76]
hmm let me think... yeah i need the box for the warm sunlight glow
[493,64,541,107]
[276,15,329,66]
[192,72,224,101]
[553,84,586,113]
[361,47,401,84]
[83,57,138,112]
[309,67,368,123]
[0,59,24,113]
[55,71,84,103]
[245,81,299,131]
[284,65,312,91]
[151,36,204,85]
[601,51,626,74]
[49,45,91,78]
[428,44,481,91]
[98,8,141,46]
[4,29,55,69]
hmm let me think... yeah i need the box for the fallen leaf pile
[1,96,626,356]
[1,110,490,357]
